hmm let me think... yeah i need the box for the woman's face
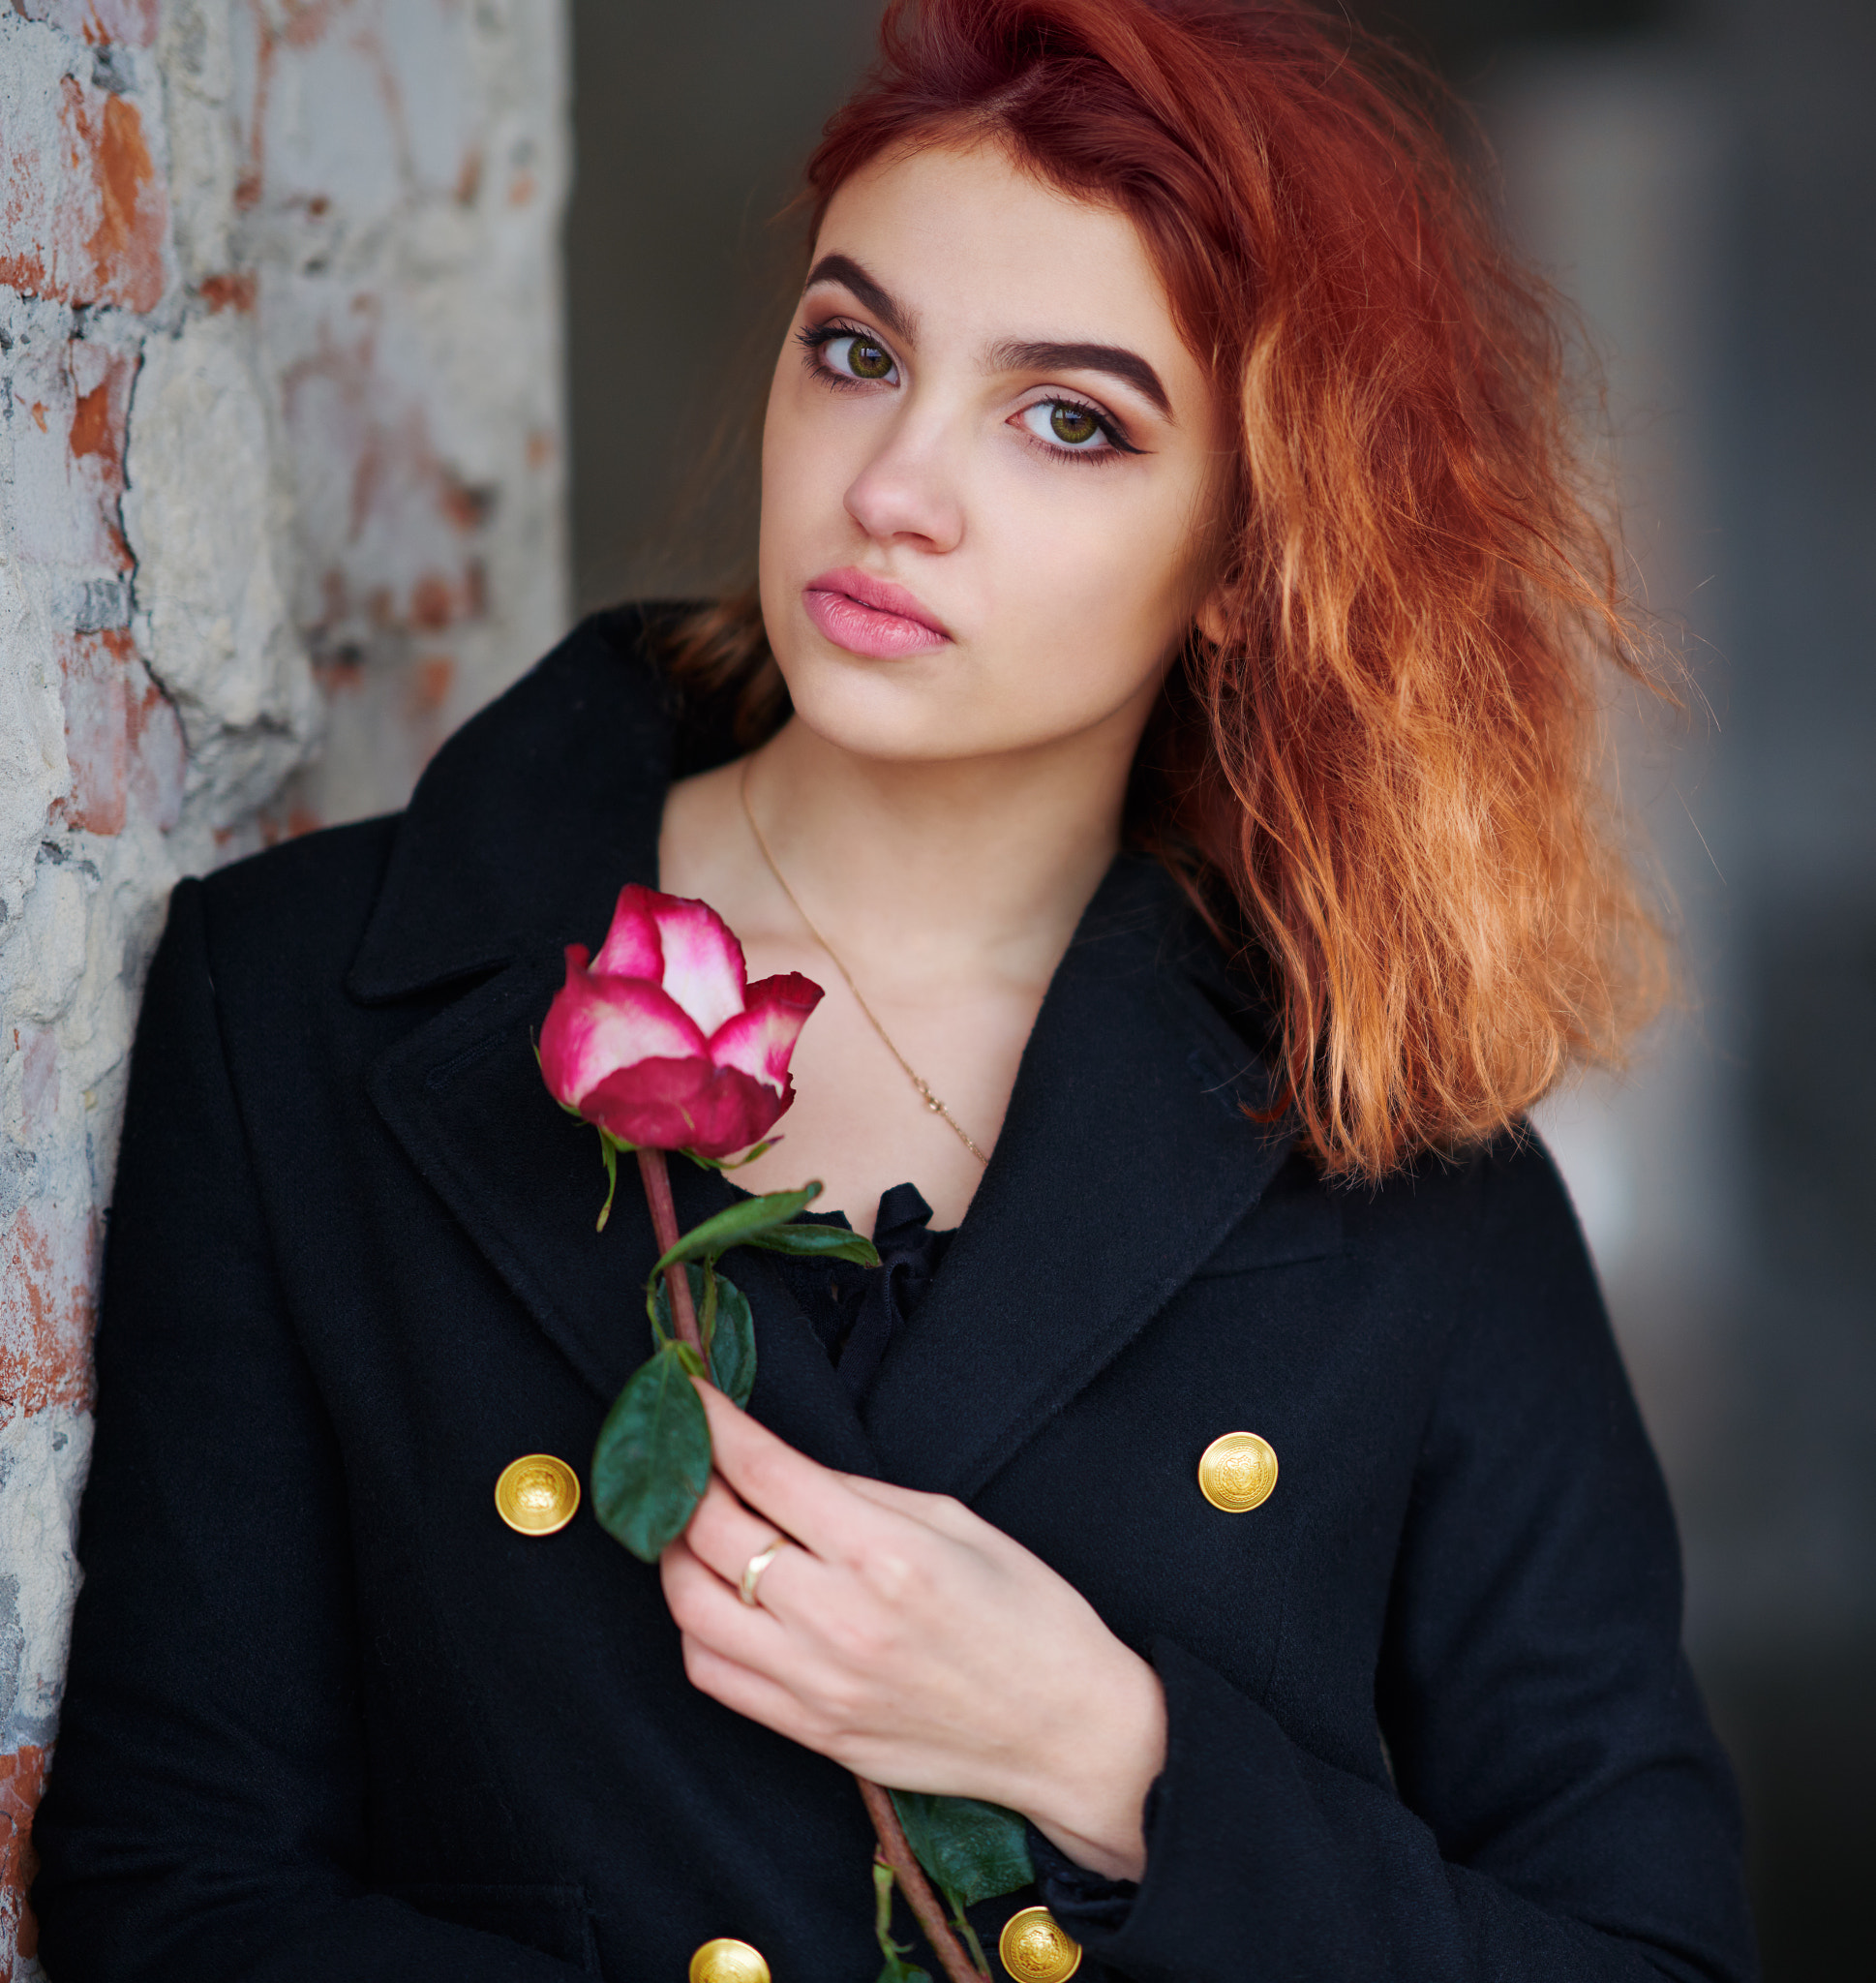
[759,138,1225,766]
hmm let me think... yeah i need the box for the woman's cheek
[988,498,1186,717]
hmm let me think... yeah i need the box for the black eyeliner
[1057,396,1142,455]
[795,318,1140,460]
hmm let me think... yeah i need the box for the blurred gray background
[563,3,1875,1972]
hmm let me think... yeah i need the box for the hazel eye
[831,334,895,381]
[1019,399,1110,451]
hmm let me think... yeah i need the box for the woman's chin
[772,651,997,764]
[782,693,998,768]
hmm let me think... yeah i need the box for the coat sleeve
[1053,1139,1759,1983]
[30,881,598,1983]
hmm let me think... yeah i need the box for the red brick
[9,338,134,574]
[58,629,129,835]
[408,653,455,716]
[0,1745,49,1979]
[56,627,180,837]
[126,670,186,833]
[0,1199,96,1417]
[0,76,166,311]
[199,269,257,314]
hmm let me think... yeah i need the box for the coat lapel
[365,959,882,1477]
[862,858,1295,1503]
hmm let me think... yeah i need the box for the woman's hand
[659,1383,1166,1881]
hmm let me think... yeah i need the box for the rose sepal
[582,1126,783,1234]
[681,1139,779,1174]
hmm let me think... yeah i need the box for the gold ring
[739,1538,790,1608]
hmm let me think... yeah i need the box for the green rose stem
[632,1148,985,1982]
[635,1148,702,1353]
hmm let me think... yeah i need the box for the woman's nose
[842,422,964,553]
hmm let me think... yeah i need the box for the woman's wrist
[1015,1647,1166,1882]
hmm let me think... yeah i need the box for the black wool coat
[32,609,1757,1983]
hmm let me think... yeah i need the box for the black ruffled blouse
[770,1183,954,1402]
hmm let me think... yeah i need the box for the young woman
[33,3,1755,1980]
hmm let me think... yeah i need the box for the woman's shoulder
[185,604,685,993]
[1335,1124,1593,1287]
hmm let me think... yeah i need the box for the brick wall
[0,3,569,1969]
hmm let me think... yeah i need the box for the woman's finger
[694,1381,890,1561]
[659,1533,802,1667]
[677,1631,821,1745]
[681,1473,829,1622]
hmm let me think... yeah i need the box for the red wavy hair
[662,0,1668,1179]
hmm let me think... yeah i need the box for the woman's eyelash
[795,320,861,352]
[795,320,893,388]
[795,319,1139,460]
[1019,397,1140,463]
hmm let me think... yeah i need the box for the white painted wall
[0,4,570,1967]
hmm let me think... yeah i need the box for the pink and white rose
[540,884,822,1159]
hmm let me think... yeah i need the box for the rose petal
[539,949,708,1108]
[649,894,748,1038]
[582,1056,790,1159]
[590,883,665,982]
[708,971,824,1093]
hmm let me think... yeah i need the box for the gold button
[998,1905,1082,1981]
[688,1937,770,1983]
[1197,1430,1278,1512]
[494,1453,580,1535]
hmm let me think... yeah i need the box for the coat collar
[357,610,1294,1498]
[348,606,687,1003]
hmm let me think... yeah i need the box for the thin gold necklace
[739,765,988,1166]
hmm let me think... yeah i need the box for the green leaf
[706,1271,757,1407]
[590,1341,711,1562]
[682,1139,775,1173]
[889,1791,1035,1910]
[648,1266,757,1410]
[742,1222,883,1267]
[647,1185,823,1281]
[649,1264,700,1352]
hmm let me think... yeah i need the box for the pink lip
[803,566,953,659]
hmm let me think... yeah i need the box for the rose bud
[539,884,823,1160]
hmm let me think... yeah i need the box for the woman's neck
[739,715,1130,995]
[657,708,1142,1234]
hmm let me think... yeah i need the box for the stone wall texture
[0,2,570,1969]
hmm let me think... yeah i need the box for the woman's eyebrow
[802,253,917,343]
[989,338,1172,418]
[801,258,1172,420]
